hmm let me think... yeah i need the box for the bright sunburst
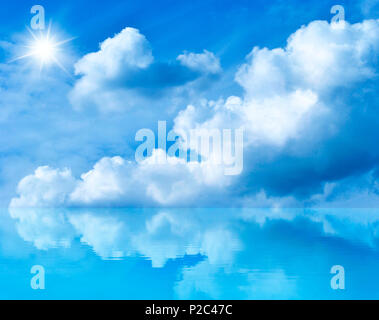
[11,23,74,73]
[30,38,57,63]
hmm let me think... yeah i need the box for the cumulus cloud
[75,28,153,80]
[174,19,379,198]
[177,50,221,74]
[9,166,76,208]
[176,20,379,147]
[69,27,153,111]
[69,28,218,112]
[10,150,231,208]
[71,149,231,206]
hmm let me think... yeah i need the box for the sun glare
[30,38,57,63]
[10,24,75,74]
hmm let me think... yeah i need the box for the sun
[10,23,75,73]
[30,38,57,63]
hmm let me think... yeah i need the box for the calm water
[1,207,379,299]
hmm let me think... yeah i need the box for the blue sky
[2,0,377,68]
[1,0,379,300]
[0,0,378,209]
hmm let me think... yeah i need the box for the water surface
[1,207,379,299]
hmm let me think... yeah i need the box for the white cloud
[69,27,154,111]
[75,27,153,80]
[175,89,321,149]
[9,166,76,208]
[69,28,220,113]
[10,149,231,208]
[235,20,379,97]
[175,20,379,151]
[69,149,230,206]
[69,156,137,205]
[177,50,221,74]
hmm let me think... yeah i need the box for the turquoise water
[1,207,379,299]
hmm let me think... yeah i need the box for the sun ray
[8,52,35,63]
[46,20,52,39]
[56,37,77,46]
[51,55,72,78]
[26,26,38,41]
